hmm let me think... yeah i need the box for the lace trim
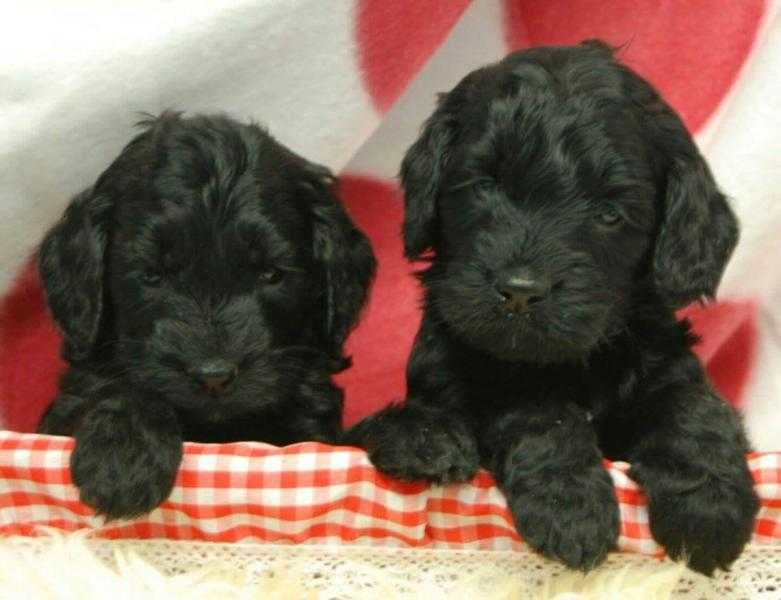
[3,536,779,599]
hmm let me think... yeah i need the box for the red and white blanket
[1,1,779,549]
[1,432,779,552]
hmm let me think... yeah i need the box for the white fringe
[0,531,692,600]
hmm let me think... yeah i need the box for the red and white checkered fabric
[1,431,779,555]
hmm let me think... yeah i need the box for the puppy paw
[369,422,479,484]
[71,398,183,519]
[509,465,619,571]
[347,407,479,484]
[641,470,759,575]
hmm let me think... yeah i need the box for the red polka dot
[0,261,65,433]
[334,176,421,427]
[679,301,758,408]
[503,0,766,132]
[355,0,471,113]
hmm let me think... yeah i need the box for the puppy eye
[259,268,283,285]
[596,209,623,228]
[141,271,163,286]
[474,179,497,195]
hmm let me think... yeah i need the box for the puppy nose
[496,269,551,314]
[189,359,238,396]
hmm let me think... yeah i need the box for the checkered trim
[1,431,779,553]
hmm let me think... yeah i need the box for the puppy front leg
[344,401,479,484]
[38,367,111,435]
[343,317,480,484]
[626,382,759,575]
[71,393,182,519]
[487,403,619,570]
[38,394,91,435]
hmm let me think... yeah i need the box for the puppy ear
[651,111,739,308]
[38,188,112,362]
[307,173,376,364]
[400,79,476,259]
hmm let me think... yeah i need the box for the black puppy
[347,41,758,574]
[38,112,375,519]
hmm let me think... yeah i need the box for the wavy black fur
[38,112,375,519]
[346,41,757,575]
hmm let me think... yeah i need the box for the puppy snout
[495,268,551,314]
[189,358,238,396]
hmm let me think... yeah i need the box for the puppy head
[401,41,737,363]
[39,113,375,418]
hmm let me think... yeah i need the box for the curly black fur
[346,41,757,575]
[38,112,375,519]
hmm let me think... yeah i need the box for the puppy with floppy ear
[38,112,375,519]
[347,41,757,575]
